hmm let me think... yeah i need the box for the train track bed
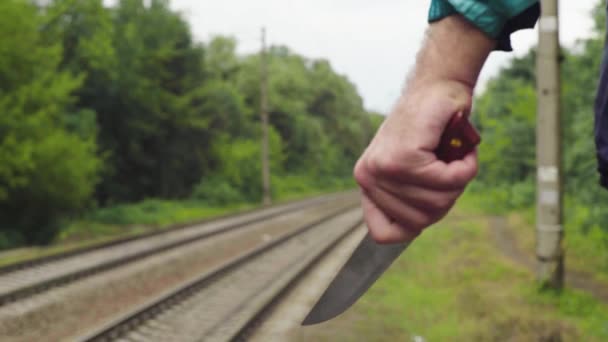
[0,193,356,276]
[79,208,362,342]
[247,225,368,341]
[0,193,349,306]
[0,194,357,341]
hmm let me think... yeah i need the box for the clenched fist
[353,15,495,244]
[354,80,479,243]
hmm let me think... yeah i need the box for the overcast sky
[171,1,599,113]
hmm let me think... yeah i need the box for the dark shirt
[595,4,608,189]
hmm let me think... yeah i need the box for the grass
[460,187,608,283]
[0,200,253,268]
[461,188,608,284]
[272,174,355,201]
[299,195,608,341]
[59,200,254,242]
[503,209,608,285]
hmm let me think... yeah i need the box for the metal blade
[302,233,409,325]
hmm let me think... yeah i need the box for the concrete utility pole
[536,0,564,289]
[260,27,271,205]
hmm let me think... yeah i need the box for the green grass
[59,199,254,242]
[460,188,608,283]
[299,198,608,341]
[0,200,253,268]
[272,174,355,201]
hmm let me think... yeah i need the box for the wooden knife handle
[435,112,481,163]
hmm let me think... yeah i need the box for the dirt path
[489,216,608,303]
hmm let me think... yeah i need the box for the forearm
[410,15,496,90]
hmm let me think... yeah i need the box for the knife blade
[302,112,480,325]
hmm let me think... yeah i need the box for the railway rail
[0,192,360,341]
[0,192,351,306]
[78,207,362,342]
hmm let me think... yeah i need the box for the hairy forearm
[410,15,496,90]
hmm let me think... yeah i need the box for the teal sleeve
[428,0,538,38]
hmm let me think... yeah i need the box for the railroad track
[78,207,362,342]
[0,193,360,341]
[0,193,352,307]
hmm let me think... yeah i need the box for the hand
[354,80,479,243]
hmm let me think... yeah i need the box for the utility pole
[536,0,564,289]
[260,27,271,205]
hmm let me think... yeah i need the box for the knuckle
[416,214,435,230]
[462,162,479,183]
[469,162,479,179]
[448,172,470,188]
[434,195,456,211]
[408,209,437,231]
[370,154,400,176]
[353,159,369,188]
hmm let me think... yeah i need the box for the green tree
[472,0,608,233]
[0,0,100,246]
[0,0,379,248]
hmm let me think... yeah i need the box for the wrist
[409,15,495,90]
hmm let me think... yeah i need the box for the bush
[0,230,23,251]
[191,177,243,205]
[507,181,535,208]
[271,174,355,200]
[192,131,285,204]
[468,180,534,214]
[87,199,181,226]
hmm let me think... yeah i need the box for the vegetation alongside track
[58,178,353,243]
[297,193,608,341]
[0,184,353,268]
[462,193,608,285]
[469,2,608,271]
[0,0,379,249]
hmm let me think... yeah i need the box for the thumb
[421,151,479,190]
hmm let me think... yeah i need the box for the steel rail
[0,193,348,276]
[229,221,361,341]
[79,206,361,342]
[0,192,353,306]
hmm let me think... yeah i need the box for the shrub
[191,177,243,205]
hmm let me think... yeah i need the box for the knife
[302,112,481,325]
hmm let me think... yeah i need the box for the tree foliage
[0,0,100,246]
[0,0,378,247]
[472,1,608,235]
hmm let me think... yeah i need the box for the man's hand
[354,15,495,244]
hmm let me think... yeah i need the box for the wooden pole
[536,0,564,289]
[260,27,271,205]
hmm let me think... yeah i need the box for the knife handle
[435,112,481,163]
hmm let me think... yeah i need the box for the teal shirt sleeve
[428,0,539,51]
